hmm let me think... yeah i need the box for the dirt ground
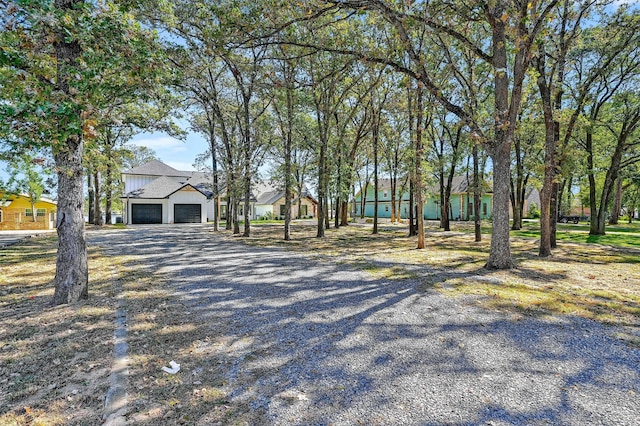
[0,222,638,425]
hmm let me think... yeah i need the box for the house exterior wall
[356,192,493,220]
[168,188,207,223]
[123,174,159,194]
[0,197,56,230]
[254,204,273,218]
[272,196,316,219]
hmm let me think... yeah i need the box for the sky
[129,129,209,172]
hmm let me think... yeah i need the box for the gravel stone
[89,224,640,425]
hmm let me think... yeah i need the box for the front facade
[0,193,57,230]
[355,177,493,221]
[121,161,212,224]
[122,161,317,224]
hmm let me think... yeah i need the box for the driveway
[89,224,640,425]
[0,229,56,248]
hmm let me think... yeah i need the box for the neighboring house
[0,193,57,230]
[121,160,214,224]
[355,176,493,220]
[252,181,317,219]
[219,181,317,220]
[121,160,317,224]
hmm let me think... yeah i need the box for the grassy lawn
[513,220,640,249]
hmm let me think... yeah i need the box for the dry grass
[0,236,119,425]
[2,221,638,425]
[121,254,260,425]
[0,232,263,425]
[238,221,640,338]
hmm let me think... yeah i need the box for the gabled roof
[365,176,491,194]
[124,160,188,177]
[256,190,283,205]
[0,192,57,207]
[123,176,207,199]
[431,176,472,194]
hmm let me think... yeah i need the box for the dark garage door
[174,204,201,223]
[131,204,162,224]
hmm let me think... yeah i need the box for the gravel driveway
[90,225,640,425]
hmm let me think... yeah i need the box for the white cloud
[166,161,196,171]
[129,136,185,150]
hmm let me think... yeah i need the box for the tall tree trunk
[233,198,240,234]
[373,109,379,235]
[335,149,342,228]
[52,139,88,304]
[105,162,112,225]
[283,87,293,241]
[473,144,482,242]
[485,12,514,269]
[242,96,251,238]
[390,172,397,223]
[340,200,349,225]
[93,171,102,226]
[51,0,88,304]
[407,84,417,237]
[226,193,232,230]
[87,173,94,225]
[550,182,559,248]
[610,178,622,225]
[415,85,425,249]
[324,194,330,230]
[360,180,368,219]
[316,128,327,237]
[207,114,220,232]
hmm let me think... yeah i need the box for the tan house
[219,181,317,220]
[0,193,57,230]
[254,185,317,219]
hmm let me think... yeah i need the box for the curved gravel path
[90,224,640,425]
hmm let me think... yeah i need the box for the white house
[121,160,214,224]
[121,160,317,224]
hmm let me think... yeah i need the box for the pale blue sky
[129,130,209,172]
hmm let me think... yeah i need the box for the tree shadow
[88,224,640,425]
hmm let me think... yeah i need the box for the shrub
[528,202,541,219]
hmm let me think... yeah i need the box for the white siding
[255,204,273,218]
[123,175,157,193]
[168,189,207,223]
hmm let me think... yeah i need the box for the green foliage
[528,202,541,219]
[0,0,172,156]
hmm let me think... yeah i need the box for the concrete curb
[103,271,129,425]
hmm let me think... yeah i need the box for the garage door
[131,204,162,224]
[174,204,201,223]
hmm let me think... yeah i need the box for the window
[383,190,388,198]
[483,203,488,216]
[220,205,227,219]
[25,208,33,217]
[300,205,308,216]
[279,204,286,216]
[385,205,389,212]
[37,208,46,217]
[0,209,3,223]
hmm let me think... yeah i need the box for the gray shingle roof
[123,176,207,199]
[373,176,490,194]
[256,190,283,205]
[124,160,188,177]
